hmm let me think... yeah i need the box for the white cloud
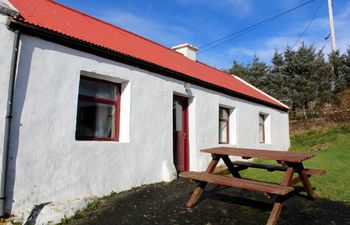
[225,0,253,15]
[176,0,253,16]
[228,47,275,62]
[223,3,350,64]
[198,51,233,69]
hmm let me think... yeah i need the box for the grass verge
[241,123,350,203]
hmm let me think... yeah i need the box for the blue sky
[55,0,350,69]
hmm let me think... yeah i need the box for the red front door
[173,96,189,172]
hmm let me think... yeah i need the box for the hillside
[290,88,350,132]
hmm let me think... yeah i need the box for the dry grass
[0,216,21,225]
[290,88,350,132]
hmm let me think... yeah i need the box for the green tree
[270,50,288,103]
[328,50,348,92]
[229,56,270,94]
[248,55,270,93]
[345,47,350,86]
[282,43,332,117]
[313,50,333,108]
[228,55,271,93]
[226,42,347,118]
[228,60,250,79]
[339,47,350,87]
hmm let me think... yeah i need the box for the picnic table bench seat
[215,160,326,176]
[180,171,294,195]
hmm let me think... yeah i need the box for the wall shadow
[5,37,33,215]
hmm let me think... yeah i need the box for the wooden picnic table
[180,147,325,225]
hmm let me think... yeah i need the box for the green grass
[240,123,350,203]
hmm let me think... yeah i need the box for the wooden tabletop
[201,147,314,163]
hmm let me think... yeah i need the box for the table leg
[267,167,294,225]
[185,154,220,208]
[221,155,241,178]
[291,174,312,185]
[296,163,315,199]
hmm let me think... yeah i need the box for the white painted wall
[0,30,289,223]
[0,14,15,216]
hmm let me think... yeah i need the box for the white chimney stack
[172,43,199,61]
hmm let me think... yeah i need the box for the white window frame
[218,105,237,145]
[259,112,271,144]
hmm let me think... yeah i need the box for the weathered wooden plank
[179,172,294,195]
[216,168,325,187]
[292,169,326,185]
[233,161,287,171]
[266,196,284,225]
[217,161,325,175]
[185,155,220,208]
[305,168,326,175]
[266,167,294,225]
[295,164,316,199]
[221,156,241,178]
[201,147,314,163]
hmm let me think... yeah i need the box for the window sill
[217,143,237,147]
[76,137,119,142]
[75,139,132,144]
[258,142,272,146]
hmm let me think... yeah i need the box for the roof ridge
[49,0,182,56]
[196,60,287,108]
[195,60,232,77]
[233,75,289,109]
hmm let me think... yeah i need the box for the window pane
[259,114,265,123]
[259,114,266,143]
[79,78,116,100]
[259,124,264,143]
[219,121,227,143]
[76,100,115,138]
[219,108,228,120]
[173,101,183,131]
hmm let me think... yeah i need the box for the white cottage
[0,0,290,223]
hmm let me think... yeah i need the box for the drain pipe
[0,29,21,217]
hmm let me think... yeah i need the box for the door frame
[173,95,190,172]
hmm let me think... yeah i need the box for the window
[76,77,121,141]
[219,107,230,144]
[259,113,266,143]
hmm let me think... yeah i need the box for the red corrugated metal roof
[9,0,288,110]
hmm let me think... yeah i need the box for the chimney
[172,43,199,61]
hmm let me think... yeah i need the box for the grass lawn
[240,123,350,203]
